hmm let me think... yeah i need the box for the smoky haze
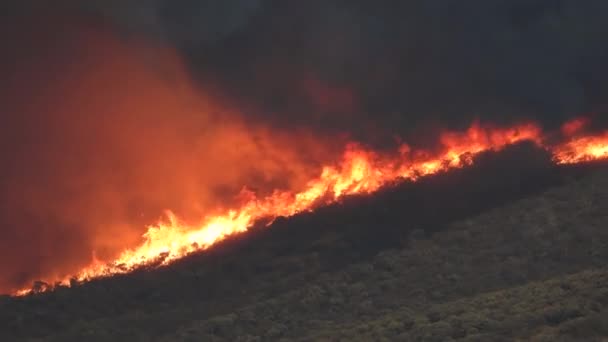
[91,0,608,141]
[0,5,339,292]
[1,1,607,292]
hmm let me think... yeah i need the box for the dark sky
[8,1,608,134]
[1,0,607,292]
[89,1,608,135]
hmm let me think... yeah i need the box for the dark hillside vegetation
[1,143,608,341]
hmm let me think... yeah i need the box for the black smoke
[84,0,608,143]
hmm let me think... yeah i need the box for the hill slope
[165,168,608,341]
[1,147,608,341]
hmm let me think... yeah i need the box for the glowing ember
[13,119,608,296]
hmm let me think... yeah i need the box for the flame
[553,132,608,164]
[561,116,590,136]
[12,119,608,296]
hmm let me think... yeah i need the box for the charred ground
[2,143,608,341]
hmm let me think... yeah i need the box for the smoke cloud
[88,0,608,140]
[1,1,608,292]
[0,5,339,292]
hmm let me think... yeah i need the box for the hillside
[1,144,608,341]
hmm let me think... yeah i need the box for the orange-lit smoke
[0,12,339,295]
[11,114,608,296]
[561,116,590,136]
[4,12,608,297]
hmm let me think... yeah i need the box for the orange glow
[553,132,608,164]
[5,0,605,299]
[561,116,590,136]
[13,118,608,297]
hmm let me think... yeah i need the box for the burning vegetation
[2,4,608,297]
[11,116,608,296]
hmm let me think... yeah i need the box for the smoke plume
[2,1,608,292]
[0,5,338,292]
[90,0,608,140]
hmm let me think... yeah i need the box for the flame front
[553,132,608,164]
[14,118,608,296]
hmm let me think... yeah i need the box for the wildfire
[13,118,608,296]
[553,132,608,164]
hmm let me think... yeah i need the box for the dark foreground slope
[1,144,608,341]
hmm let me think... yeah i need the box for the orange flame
[561,116,590,136]
[553,132,608,164]
[13,119,608,296]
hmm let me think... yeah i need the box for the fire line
[13,117,608,296]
